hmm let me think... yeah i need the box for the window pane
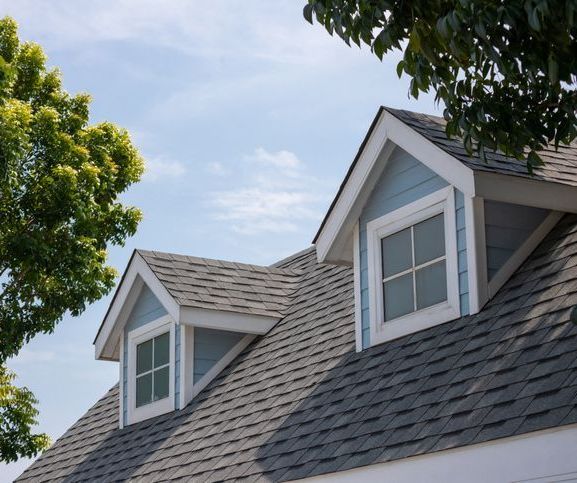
[416,260,447,310]
[154,332,170,368]
[136,339,153,375]
[136,373,152,407]
[384,273,414,321]
[414,213,445,265]
[381,228,412,278]
[153,366,169,401]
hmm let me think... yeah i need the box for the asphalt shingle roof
[385,107,577,187]
[138,249,301,319]
[17,215,577,482]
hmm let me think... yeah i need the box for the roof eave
[94,251,181,361]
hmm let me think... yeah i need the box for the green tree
[303,0,577,170]
[0,17,143,461]
[0,367,50,463]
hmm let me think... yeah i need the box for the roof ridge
[135,248,301,275]
[270,246,316,269]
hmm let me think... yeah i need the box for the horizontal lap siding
[193,328,244,384]
[123,285,168,426]
[359,147,449,349]
[175,324,181,409]
[456,190,469,315]
[484,201,549,280]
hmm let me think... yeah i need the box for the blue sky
[0,1,439,480]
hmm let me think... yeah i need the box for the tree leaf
[303,3,314,24]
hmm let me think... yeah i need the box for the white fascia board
[94,252,180,361]
[315,110,475,265]
[352,221,363,353]
[464,195,488,314]
[315,113,391,265]
[475,171,577,213]
[300,424,577,483]
[118,331,125,429]
[180,306,278,335]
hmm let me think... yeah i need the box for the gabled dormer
[315,107,577,350]
[94,250,299,427]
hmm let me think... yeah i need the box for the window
[126,315,175,424]
[136,332,170,407]
[367,187,460,345]
[381,213,447,321]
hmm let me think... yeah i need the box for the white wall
[300,424,577,483]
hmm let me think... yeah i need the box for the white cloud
[212,188,322,234]
[206,161,231,176]
[209,148,331,235]
[143,156,187,181]
[3,0,366,65]
[248,147,302,170]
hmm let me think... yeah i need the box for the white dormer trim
[126,315,176,425]
[367,187,460,345]
[315,109,475,265]
[475,171,577,215]
[95,252,179,361]
[465,196,488,314]
[180,307,277,335]
[95,253,280,361]
[353,221,363,353]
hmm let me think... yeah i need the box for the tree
[303,0,577,170]
[0,17,144,461]
[0,367,50,463]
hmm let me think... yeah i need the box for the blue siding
[359,146,449,349]
[484,201,549,280]
[123,285,168,426]
[193,328,244,384]
[175,324,181,410]
[125,285,167,332]
[456,190,469,315]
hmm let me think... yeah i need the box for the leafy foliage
[0,16,143,462]
[0,366,50,462]
[304,0,577,170]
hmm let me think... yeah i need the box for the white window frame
[126,315,175,425]
[367,186,460,345]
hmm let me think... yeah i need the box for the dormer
[314,107,577,351]
[94,250,299,427]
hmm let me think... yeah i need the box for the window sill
[371,301,460,345]
[128,395,174,425]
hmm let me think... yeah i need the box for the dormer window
[381,212,446,320]
[367,187,460,344]
[94,249,297,428]
[136,331,170,407]
[127,315,175,424]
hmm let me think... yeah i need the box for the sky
[0,1,439,480]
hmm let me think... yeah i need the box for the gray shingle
[17,214,577,482]
[384,107,577,188]
[137,249,301,319]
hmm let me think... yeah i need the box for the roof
[313,106,577,243]
[386,107,577,187]
[137,249,301,319]
[18,214,577,482]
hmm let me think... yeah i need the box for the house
[17,107,577,482]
